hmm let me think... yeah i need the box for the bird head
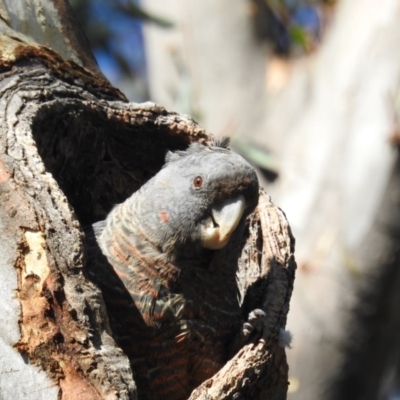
[131,139,259,258]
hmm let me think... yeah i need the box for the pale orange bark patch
[59,362,101,400]
[0,157,10,183]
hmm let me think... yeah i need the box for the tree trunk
[0,1,295,399]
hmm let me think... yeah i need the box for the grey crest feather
[165,137,231,164]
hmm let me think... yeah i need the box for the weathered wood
[0,62,136,399]
[0,0,103,77]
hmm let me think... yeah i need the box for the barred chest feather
[86,205,242,400]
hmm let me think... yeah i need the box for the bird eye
[193,176,203,189]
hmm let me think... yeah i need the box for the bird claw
[242,322,253,337]
[242,309,293,348]
[242,308,267,338]
[248,308,266,323]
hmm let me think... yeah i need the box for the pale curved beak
[200,195,246,250]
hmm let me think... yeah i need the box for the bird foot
[241,309,293,348]
[242,308,266,338]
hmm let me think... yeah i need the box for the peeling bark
[0,1,296,399]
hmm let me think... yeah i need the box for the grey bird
[85,139,259,400]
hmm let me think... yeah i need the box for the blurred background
[69,1,400,399]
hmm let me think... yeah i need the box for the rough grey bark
[0,55,135,400]
[0,0,296,399]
